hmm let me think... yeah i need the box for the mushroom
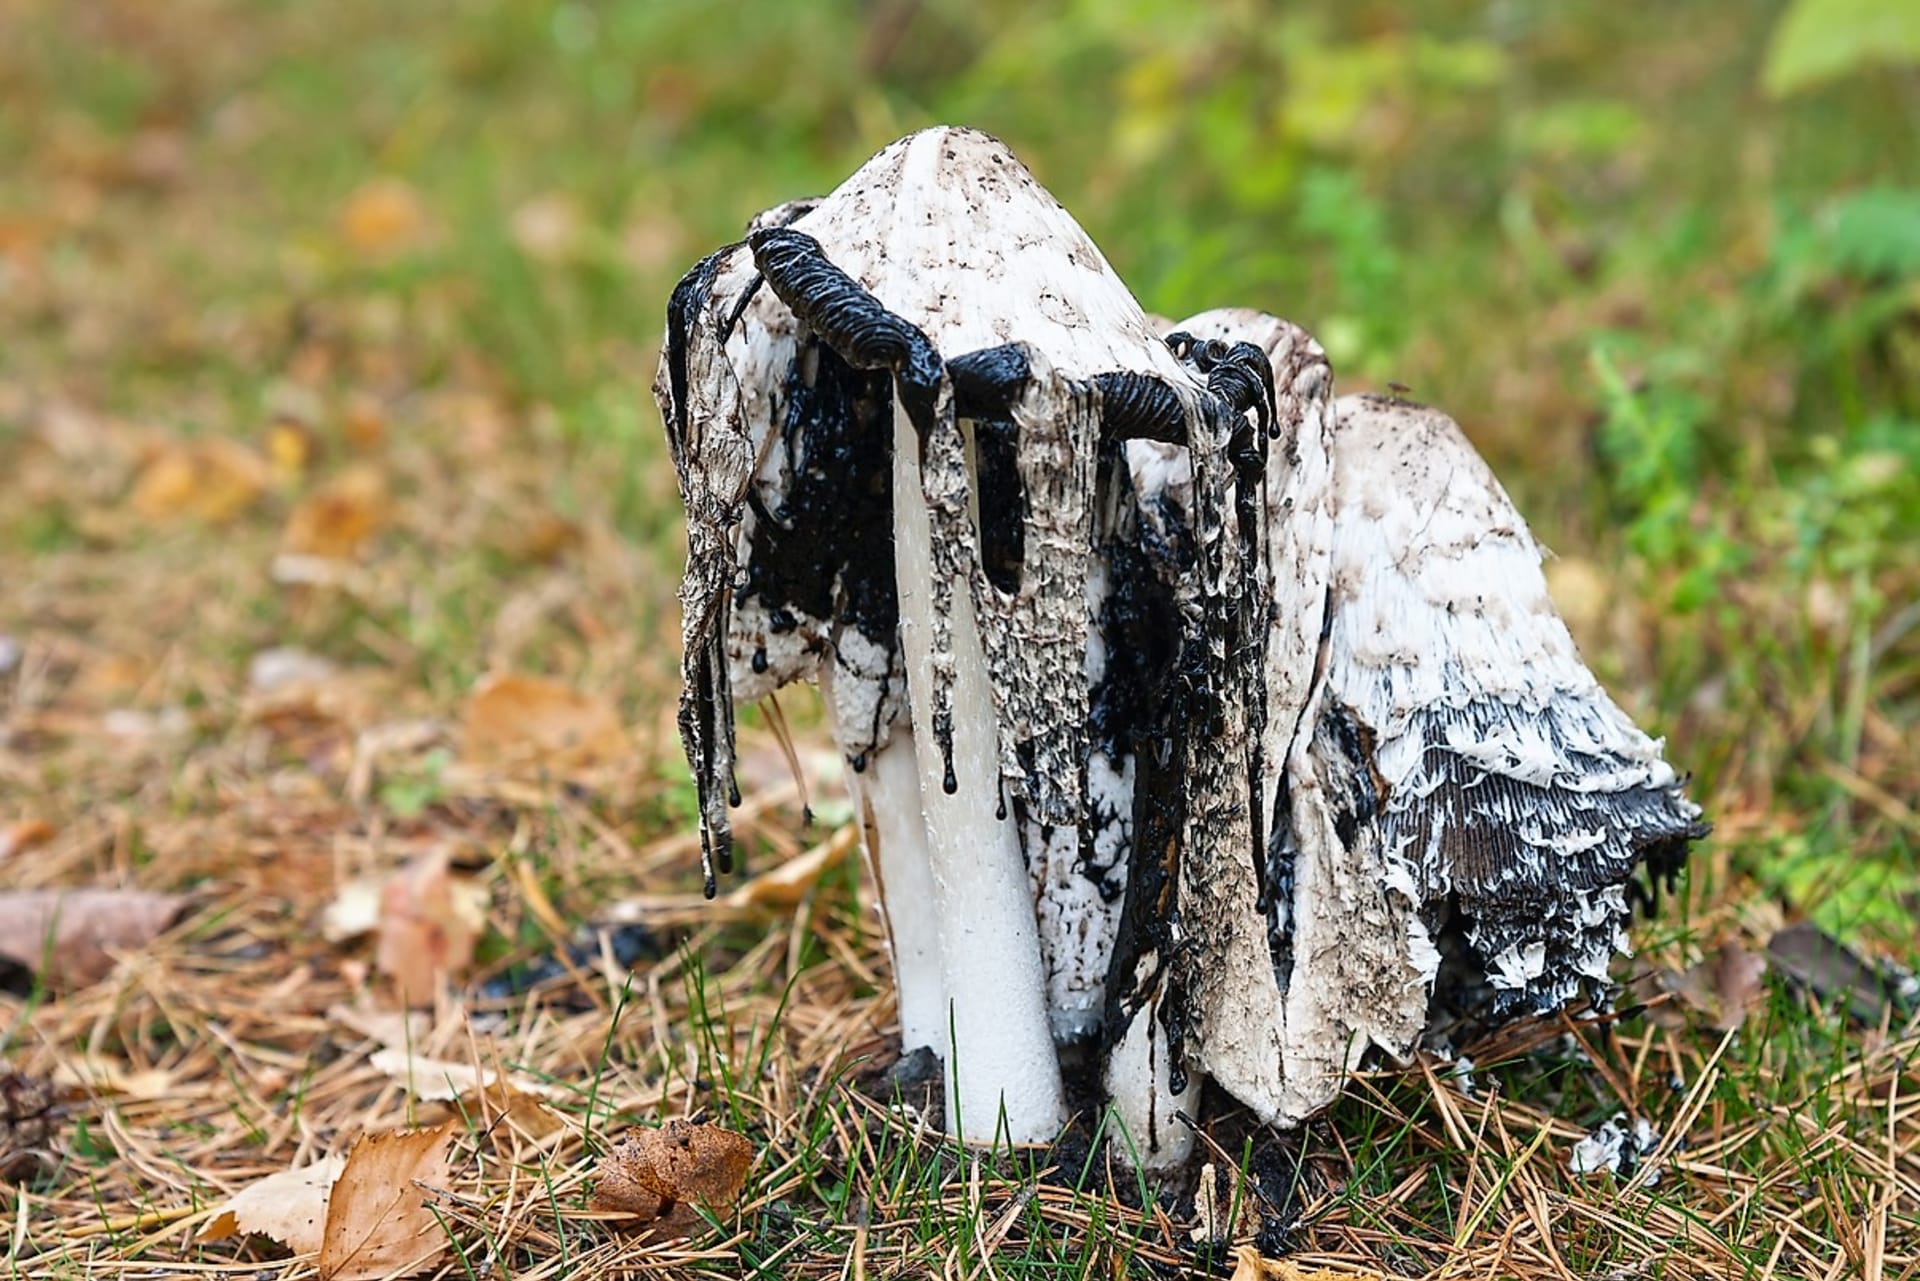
[653,128,1705,1161]
[654,126,1274,1144]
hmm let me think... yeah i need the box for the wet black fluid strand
[746,227,960,794]
[1097,458,1192,1086]
[1093,371,1190,445]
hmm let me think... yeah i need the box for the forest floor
[2,2,1916,1277]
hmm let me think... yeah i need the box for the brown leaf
[0,819,55,866]
[0,889,188,989]
[373,851,486,1007]
[460,672,626,773]
[590,1120,753,1235]
[281,465,387,562]
[1,1068,58,1180]
[1712,941,1769,1029]
[342,395,389,451]
[198,1155,346,1253]
[129,439,268,524]
[318,1121,459,1281]
[1661,941,1769,1031]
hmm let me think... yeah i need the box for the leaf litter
[590,1120,754,1236]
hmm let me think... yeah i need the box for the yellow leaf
[265,417,317,485]
[339,179,428,256]
[129,439,268,525]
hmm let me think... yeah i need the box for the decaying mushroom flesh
[653,126,1705,1165]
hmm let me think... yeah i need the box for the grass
[1,0,1917,1276]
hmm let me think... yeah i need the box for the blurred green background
[2,0,1916,943]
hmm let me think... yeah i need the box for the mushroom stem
[892,400,1065,1144]
[1103,976,1202,1169]
[847,726,948,1058]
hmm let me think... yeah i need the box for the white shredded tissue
[1569,1113,1661,1184]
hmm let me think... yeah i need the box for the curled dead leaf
[0,889,189,989]
[0,819,55,866]
[460,672,626,773]
[1,1067,58,1180]
[342,395,388,451]
[590,1119,754,1236]
[318,1121,459,1281]
[373,850,487,1008]
[1657,940,1769,1032]
[54,1054,179,1100]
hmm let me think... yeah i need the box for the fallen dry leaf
[1,1067,58,1180]
[129,438,269,524]
[590,1119,754,1235]
[607,825,857,923]
[322,877,384,943]
[339,178,428,256]
[1711,941,1769,1029]
[724,825,857,911]
[368,1046,562,1106]
[265,415,317,484]
[280,464,387,562]
[199,1155,346,1254]
[0,819,55,866]
[374,851,487,1007]
[1660,940,1769,1031]
[472,1082,570,1143]
[460,672,626,772]
[53,1055,179,1100]
[342,395,388,451]
[318,1121,459,1281]
[0,889,188,988]
[248,646,338,694]
[327,1003,431,1050]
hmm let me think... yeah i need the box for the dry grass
[3,1,1918,1277]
